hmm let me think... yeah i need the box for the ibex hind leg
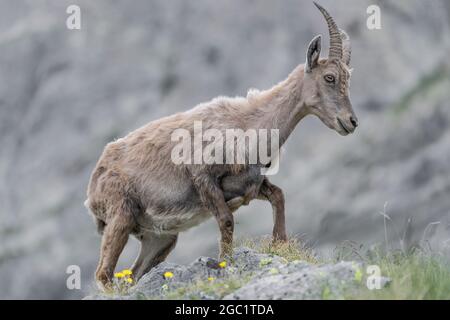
[95,206,135,290]
[258,178,287,243]
[131,232,178,281]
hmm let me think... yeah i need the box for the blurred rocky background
[0,0,449,299]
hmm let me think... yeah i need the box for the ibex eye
[324,75,335,83]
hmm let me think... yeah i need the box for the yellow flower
[114,272,125,278]
[126,278,133,284]
[122,269,132,276]
[164,271,174,279]
[354,268,363,282]
[218,261,227,268]
[207,277,215,281]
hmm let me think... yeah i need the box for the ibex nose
[350,116,358,128]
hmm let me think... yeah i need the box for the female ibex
[86,3,358,288]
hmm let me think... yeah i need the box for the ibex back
[85,2,358,289]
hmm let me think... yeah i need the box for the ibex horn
[313,2,343,60]
[340,29,351,66]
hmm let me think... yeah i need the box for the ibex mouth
[337,118,352,134]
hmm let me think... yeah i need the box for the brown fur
[86,4,358,288]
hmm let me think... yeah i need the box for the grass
[99,231,450,300]
[345,250,450,300]
[235,235,319,264]
[163,274,253,300]
[335,205,450,300]
[331,202,450,300]
[236,235,450,300]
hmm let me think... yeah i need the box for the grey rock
[130,247,289,298]
[132,258,227,298]
[85,248,363,300]
[224,261,360,300]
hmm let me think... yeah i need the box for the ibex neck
[247,64,307,146]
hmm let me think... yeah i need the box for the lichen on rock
[84,247,370,300]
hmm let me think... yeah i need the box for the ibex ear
[305,35,321,73]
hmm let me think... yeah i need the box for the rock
[131,258,227,299]
[127,247,290,299]
[85,248,363,300]
[224,261,360,300]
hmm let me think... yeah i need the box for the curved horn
[340,29,351,65]
[313,2,342,60]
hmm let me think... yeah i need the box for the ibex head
[303,2,358,135]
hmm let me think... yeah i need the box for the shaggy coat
[86,3,358,287]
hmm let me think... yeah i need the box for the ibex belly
[139,182,209,235]
[221,166,265,211]
[138,167,264,235]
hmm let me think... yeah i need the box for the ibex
[86,3,358,288]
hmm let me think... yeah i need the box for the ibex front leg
[259,178,287,242]
[193,174,234,259]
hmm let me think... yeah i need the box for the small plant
[345,251,450,300]
[104,269,134,295]
[338,203,450,300]
[236,235,319,264]
[163,274,253,300]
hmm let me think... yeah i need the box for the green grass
[345,250,450,300]
[163,274,253,300]
[100,235,450,300]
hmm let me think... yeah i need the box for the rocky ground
[84,247,385,300]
